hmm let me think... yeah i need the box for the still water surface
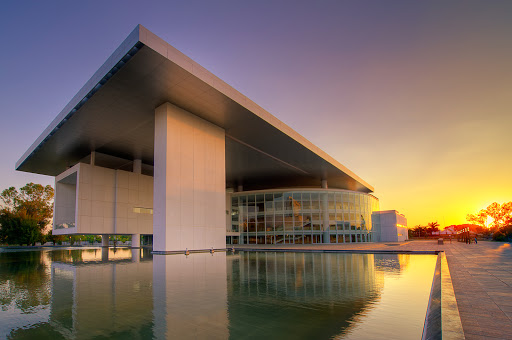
[0,248,436,339]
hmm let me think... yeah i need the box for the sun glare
[486,216,494,228]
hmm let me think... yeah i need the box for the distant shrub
[492,225,512,242]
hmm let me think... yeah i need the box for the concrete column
[101,234,109,247]
[133,159,142,174]
[131,249,140,262]
[321,192,330,243]
[153,103,226,253]
[321,177,330,243]
[101,247,109,261]
[131,233,141,248]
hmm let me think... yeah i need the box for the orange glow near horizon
[376,188,511,229]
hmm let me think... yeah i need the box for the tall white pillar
[153,103,226,253]
[131,233,140,248]
[102,234,109,247]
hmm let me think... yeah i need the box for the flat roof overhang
[16,25,373,193]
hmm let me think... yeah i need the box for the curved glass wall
[227,189,379,245]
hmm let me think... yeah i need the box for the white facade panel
[372,210,408,242]
[153,102,226,252]
[114,169,153,236]
[54,163,154,236]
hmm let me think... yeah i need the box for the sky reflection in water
[0,248,436,339]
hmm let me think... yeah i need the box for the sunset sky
[0,1,510,228]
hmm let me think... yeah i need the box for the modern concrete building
[372,210,409,242]
[16,25,406,252]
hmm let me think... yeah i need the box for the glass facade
[226,189,379,245]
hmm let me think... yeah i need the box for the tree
[0,183,54,231]
[411,225,427,238]
[493,225,512,242]
[466,202,512,230]
[467,211,487,228]
[46,229,66,245]
[0,183,54,245]
[0,210,41,245]
[427,221,440,235]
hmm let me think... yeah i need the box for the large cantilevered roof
[16,25,373,193]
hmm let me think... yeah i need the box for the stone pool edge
[423,251,465,340]
[232,247,439,255]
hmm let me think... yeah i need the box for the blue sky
[1,1,511,226]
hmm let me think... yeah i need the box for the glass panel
[275,215,284,231]
[285,221,293,231]
[257,219,265,232]
[311,200,320,210]
[265,216,274,232]
[248,195,255,204]
[302,200,311,210]
[303,215,312,230]
[328,199,335,210]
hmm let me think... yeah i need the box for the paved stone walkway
[235,240,512,339]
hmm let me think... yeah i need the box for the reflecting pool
[0,248,436,339]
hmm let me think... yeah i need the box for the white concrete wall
[115,170,153,235]
[153,102,226,252]
[397,226,408,242]
[77,163,116,234]
[372,211,408,242]
[380,213,398,242]
[54,163,154,236]
[54,167,79,233]
[396,213,408,241]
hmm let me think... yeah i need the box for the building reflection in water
[153,253,229,339]
[50,248,154,339]
[0,249,430,340]
[227,252,384,339]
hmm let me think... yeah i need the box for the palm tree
[427,221,440,236]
